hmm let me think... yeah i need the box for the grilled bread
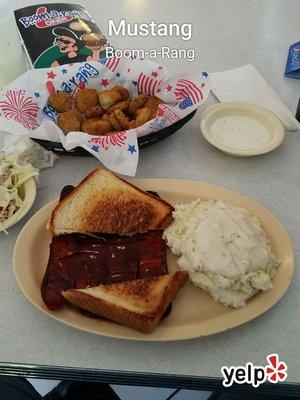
[48,169,174,236]
[63,271,188,333]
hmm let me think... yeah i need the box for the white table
[0,0,299,393]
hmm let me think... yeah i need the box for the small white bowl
[1,177,36,231]
[199,102,285,157]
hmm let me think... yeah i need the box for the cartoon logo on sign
[20,6,110,68]
[35,27,109,68]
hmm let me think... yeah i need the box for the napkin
[210,64,300,131]
[1,133,57,170]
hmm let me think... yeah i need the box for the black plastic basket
[32,110,197,156]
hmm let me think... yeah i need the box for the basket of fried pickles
[41,82,196,155]
[49,86,161,133]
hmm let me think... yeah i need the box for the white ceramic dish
[200,102,285,157]
[13,179,294,341]
[0,177,36,231]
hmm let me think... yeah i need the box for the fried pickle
[145,96,164,115]
[108,109,130,130]
[84,104,104,119]
[98,90,122,110]
[101,112,110,121]
[107,100,130,113]
[75,89,98,113]
[49,92,72,112]
[128,120,136,129]
[114,109,130,129]
[82,118,112,135]
[112,85,129,100]
[57,109,82,134]
[129,94,148,115]
[135,107,154,127]
[108,112,123,130]
[53,86,159,135]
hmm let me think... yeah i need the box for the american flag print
[179,97,193,110]
[174,78,203,103]
[71,83,86,107]
[0,90,39,131]
[147,117,167,132]
[46,80,56,95]
[100,57,120,73]
[137,73,162,96]
[89,132,127,150]
[157,104,181,124]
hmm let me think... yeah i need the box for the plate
[1,177,36,231]
[13,179,294,341]
[200,102,285,157]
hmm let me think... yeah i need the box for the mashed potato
[163,199,279,308]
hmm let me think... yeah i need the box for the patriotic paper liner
[0,58,210,176]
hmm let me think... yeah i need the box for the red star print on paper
[266,354,287,383]
[158,66,164,70]
[156,88,161,93]
[47,71,56,79]
[101,79,109,87]
[201,83,205,88]
[151,71,158,77]
[166,84,173,92]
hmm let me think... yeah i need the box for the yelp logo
[221,354,287,388]
[265,354,287,383]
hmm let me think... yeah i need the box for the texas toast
[63,271,189,333]
[48,168,174,236]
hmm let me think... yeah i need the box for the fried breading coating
[49,92,72,112]
[145,96,164,115]
[135,107,154,127]
[128,120,136,129]
[112,85,129,100]
[129,94,148,115]
[57,109,82,134]
[82,118,112,135]
[98,90,122,110]
[84,104,104,119]
[75,89,98,113]
[107,100,130,113]
[53,87,159,135]
[108,110,130,130]
[114,109,130,129]
[101,113,110,121]
[108,112,123,130]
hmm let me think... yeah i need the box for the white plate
[13,179,294,341]
[200,102,285,156]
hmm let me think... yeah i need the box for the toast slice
[48,168,174,236]
[63,271,188,333]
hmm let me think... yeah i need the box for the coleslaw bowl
[1,177,36,231]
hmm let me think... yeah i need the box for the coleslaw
[0,153,38,229]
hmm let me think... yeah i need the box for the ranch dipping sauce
[210,114,271,151]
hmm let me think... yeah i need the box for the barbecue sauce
[41,186,169,314]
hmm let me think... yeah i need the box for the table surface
[1,0,300,385]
